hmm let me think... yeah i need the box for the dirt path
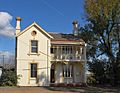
[0,86,119,93]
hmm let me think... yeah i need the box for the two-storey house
[16,17,87,86]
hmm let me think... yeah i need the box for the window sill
[27,53,40,56]
[64,77,73,78]
[30,77,37,80]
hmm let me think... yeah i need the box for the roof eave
[16,22,54,39]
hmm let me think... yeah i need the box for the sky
[0,0,86,57]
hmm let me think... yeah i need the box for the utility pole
[2,54,5,69]
[0,52,5,69]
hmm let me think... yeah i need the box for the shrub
[0,69,17,86]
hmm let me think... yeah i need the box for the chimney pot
[16,16,21,35]
[16,17,21,21]
[72,20,78,25]
[72,20,78,36]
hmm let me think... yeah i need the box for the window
[80,47,84,54]
[51,47,54,53]
[82,47,84,54]
[62,46,73,54]
[76,46,80,54]
[31,63,37,78]
[31,40,38,53]
[31,31,37,36]
[63,64,73,77]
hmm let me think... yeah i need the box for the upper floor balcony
[50,45,86,61]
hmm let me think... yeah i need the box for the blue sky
[0,0,86,55]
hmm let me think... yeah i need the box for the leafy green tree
[80,0,120,86]
[88,59,111,84]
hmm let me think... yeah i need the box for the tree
[88,59,109,84]
[81,0,120,85]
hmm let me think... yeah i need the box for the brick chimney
[72,20,78,36]
[16,17,21,35]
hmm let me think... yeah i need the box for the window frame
[30,63,38,78]
[51,47,54,53]
[62,64,73,78]
[31,40,38,53]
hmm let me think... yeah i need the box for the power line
[2,54,4,67]
[40,0,72,23]
[0,26,50,57]
[41,0,64,17]
[17,38,51,57]
[0,52,4,66]
[16,58,51,61]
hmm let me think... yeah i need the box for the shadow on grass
[43,86,120,93]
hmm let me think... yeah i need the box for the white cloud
[0,12,15,38]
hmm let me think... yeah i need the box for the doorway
[50,64,55,83]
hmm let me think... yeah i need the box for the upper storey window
[31,40,38,53]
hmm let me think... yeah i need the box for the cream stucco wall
[54,62,86,84]
[55,63,63,83]
[74,63,82,83]
[17,25,51,86]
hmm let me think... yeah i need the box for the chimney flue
[16,17,21,35]
[72,20,78,36]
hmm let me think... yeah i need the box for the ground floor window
[63,64,73,77]
[30,63,37,78]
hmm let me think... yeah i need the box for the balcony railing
[50,45,86,61]
[51,54,85,61]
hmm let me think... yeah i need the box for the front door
[63,64,73,83]
[50,64,55,83]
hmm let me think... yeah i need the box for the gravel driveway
[0,86,119,93]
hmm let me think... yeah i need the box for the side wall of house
[17,26,51,86]
[73,63,84,83]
